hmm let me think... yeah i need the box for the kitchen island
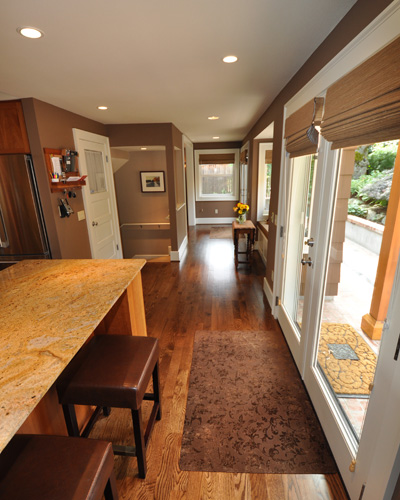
[0,259,147,453]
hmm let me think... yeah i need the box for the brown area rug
[318,323,377,396]
[209,226,232,239]
[179,330,337,474]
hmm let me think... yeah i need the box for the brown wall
[106,122,185,252]
[22,98,107,259]
[114,150,171,257]
[244,0,393,289]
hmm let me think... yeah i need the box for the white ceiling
[0,0,357,143]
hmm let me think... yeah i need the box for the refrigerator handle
[0,203,10,248]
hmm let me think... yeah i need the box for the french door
[278,137,400,499]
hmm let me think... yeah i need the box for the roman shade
[321,35,400,149]
[265,150,273,163]
[285,97,324,158]
[199,153,235,164]
[240,149,248,164]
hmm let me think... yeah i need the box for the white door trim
[183,136,196,226]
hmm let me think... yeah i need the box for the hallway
[93,226,349,499]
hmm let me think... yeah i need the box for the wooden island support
[0,259,147,454]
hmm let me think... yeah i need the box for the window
[257,144,273,220]
[195,149,239,201]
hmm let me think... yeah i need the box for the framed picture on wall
[140,171,166,192]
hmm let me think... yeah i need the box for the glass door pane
[315,140,399,441]
[282,154,317,334]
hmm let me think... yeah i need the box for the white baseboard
[170,235,188,261]
[196,217,235,225]
[263,277,274,309]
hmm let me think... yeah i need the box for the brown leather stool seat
[0,434,118,499]
[57,334,161,479]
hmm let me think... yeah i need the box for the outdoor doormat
[209,226,232,239]
[318,323,377,396]
[179,330,337,474]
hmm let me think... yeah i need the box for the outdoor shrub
[348,199,368,218]
[367,141,398,173]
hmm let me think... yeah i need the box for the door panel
[279,136,400,498]
[73,130,122,260]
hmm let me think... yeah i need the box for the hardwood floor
[93,226,349,499]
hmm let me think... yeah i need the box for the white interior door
[73,129,122,259]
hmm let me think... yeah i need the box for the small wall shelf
[44,148,86,193]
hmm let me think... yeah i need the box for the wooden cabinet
[0,101,30,154]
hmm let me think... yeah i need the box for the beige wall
[22,98,107,259]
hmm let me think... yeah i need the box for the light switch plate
[77,210,86,221]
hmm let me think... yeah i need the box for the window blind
[285,97,324,158]
[321,35,400,149]
[240,149,248,164]
[265,150,273,163]
[198,153,235,164]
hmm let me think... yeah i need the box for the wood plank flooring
[92,226,350,499]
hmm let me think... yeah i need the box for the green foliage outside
[348,140,398,225]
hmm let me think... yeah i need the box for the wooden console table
[0,259,147,453]
[232,220,256,268]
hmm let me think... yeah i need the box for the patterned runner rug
[179,330,337,474]
[318,323,377,396]
[209,226,232,239]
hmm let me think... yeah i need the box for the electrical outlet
[215,209,218,214]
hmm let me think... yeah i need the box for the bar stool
[0,434,118,499]
[56,334,161,479]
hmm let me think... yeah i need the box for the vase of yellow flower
[233,202,249,223]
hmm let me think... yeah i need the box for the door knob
[305,238,314,247]
[301,257,313,267]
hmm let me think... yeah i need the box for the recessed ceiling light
[223,55,238,63]
[140,147,147,150]
[17,27,44,39]
[213,136,220,140]
[208,116,219,120]
[97,106,108,110]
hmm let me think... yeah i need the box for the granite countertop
[0,259,146,453]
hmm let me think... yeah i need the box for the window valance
[240,150,248,164]
[285,98,324,158]
[321,36,400,149]
[198,153,235,164]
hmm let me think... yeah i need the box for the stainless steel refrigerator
[0,154,50,262]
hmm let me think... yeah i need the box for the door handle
[92,221,98,226]
[301,257,313,266]
[0,203,10,248]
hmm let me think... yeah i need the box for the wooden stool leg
[131,408,146,478]
[104,470,119,500]
[62,404,80,437]
[152,362,162,420]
